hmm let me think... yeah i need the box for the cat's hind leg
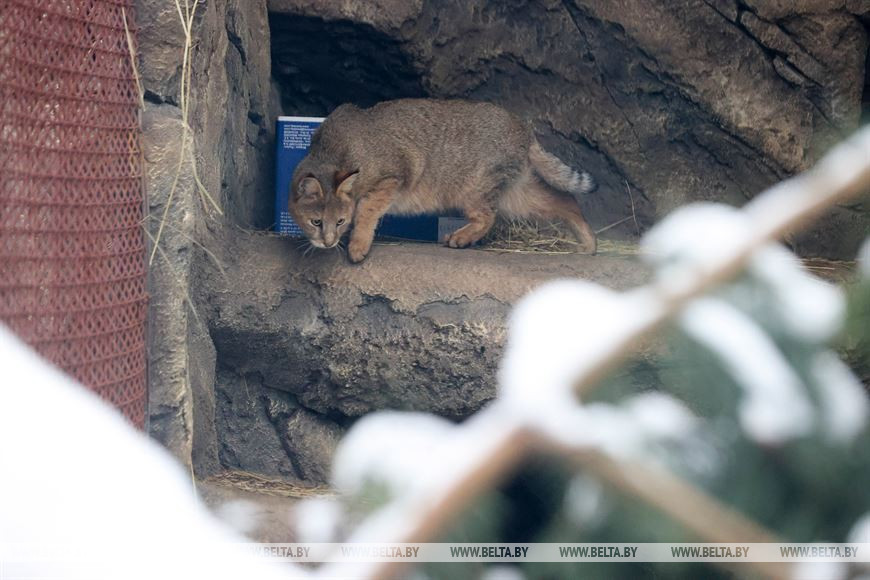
[507,179,597,254]
[446,203,497,248]
[447,166,521,249]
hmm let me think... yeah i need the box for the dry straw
[148,0,223,267]
[202,470,333,499]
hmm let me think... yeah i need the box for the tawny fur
[289,98,597,263]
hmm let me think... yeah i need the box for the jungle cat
[289,98,597,263]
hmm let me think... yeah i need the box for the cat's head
[289,167,357,248]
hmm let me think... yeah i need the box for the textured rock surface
[141,104,220,476]
[214,366,343,484]
[136,0,279,230]
[269,0,869,258]
[202,232,650,484]
[137,0,279,476]
[203,234,650,418]
[278,407,344,483]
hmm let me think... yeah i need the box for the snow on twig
[680,297,815,445]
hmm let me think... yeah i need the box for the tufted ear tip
[336,171,359,197]
[294,176,323,201]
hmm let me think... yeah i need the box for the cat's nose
[323,232,338,247]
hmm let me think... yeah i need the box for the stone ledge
[205,233,651,419]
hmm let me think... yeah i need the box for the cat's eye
[337,218,346,225]
[310,219,322,227]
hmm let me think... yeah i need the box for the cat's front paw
[348,239,371,263]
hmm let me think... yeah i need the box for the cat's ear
[336,171,359,198]
[295,176,323,201]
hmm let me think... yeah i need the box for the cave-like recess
[269,13,427,116]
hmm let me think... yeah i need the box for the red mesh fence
[0,0,148,427]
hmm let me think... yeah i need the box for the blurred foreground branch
[566,449,789,579]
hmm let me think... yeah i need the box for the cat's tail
[529,141,596,197]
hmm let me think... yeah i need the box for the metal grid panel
[0,0,147,427]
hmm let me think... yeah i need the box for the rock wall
[137,0,278,230]
[137,0,279,474]
[141,104,219,475]
[136,0,868,484]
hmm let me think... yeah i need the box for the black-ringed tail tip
[572,171,597,195]
[528,141,596,196]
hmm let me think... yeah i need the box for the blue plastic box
[275,116,466,241]
[275,116,322,236]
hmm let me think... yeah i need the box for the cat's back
[312,99,533,194]
[316,99,529,150]
[367,98,528,143]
